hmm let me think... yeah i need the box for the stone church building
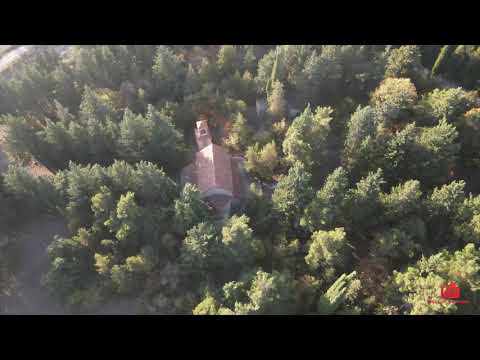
[181,119,247,218]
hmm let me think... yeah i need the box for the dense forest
[1,45,480,314]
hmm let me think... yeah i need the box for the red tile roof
[194,144,234,195]
[181,119,245,216]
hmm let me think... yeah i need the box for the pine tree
[217,45,238,75]
[418,87,477,123]
[392,244,480,314]
[243,45,257,73]
[305,228,350,273]
[301,167,350,232]
[180,222,224,274]
[317,271,360,314]
[380,180,422,221]
[431,45,453,78]
[267,80,287,120]
[245,140,279,181]
[343,106,379,174]
[371,77,418,123]
[221,215,263,269]
[384,45,422,79]
[224,112,252,153]
[152,46,187,101]
[283,105,332,170]
[272,161,314,226]
[345,168,385,230]
[174,184,213,235]
[245,270,296,315]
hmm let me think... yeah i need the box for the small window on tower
[200,129,207,136]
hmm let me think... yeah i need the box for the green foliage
[118,105,187,173]
[4,45,480,314]
[222,280,248,308]
[392,244,480,314]
[44,231,95,303]
[370,227,422,261]
[428,45,480,89]
[446,46,480,89]
[342,105,380,176]
[255,45,379,105]
[91,185,115,226]
[416,119,460,186]
[224,112,252,153]
[37,159,178,306]
[3,164,58,215]
[283,105,332,170]
[454,194,480,244]
[419,45,442,69]
[94,253,112,276]
[0,47,79,118]
[180,222,224,274]
[371,77,417,123]
[301,167,349,232]
[272,118,289,144]
[152,46,187,101]
[344,106,378,158]
[418,87,477,123]
[242,45,257,74]
[428,180,466,217]
[110,264,137,294]
[384,45,422,79]
[192,269,296,315]
[183,64,201,99]
[71,45,156,91]
[299,48,343,104]
[79,85,121,122]
[267,80,287,120]
[49,160,177,231]
[107,192,142,246]
[426,181,466,248]
[0,181,21,231]
[174,184,213,235]
[305,228,350,275]
[192,293,219,315]
[221,215,263,269]
[345,168,385,230]
[317,271,360,314]
[245,270,296,314]
[255,48,286,95]
[244,183,276,238]
[3,101,186,173]
[272,162,314,226]
[217,45,239,75]
[1,114,39,164]
[129,161,178,206]
[431,45,453,78]
[125,254,149,273]
[457,108,480,168]
[381,122,419,183]
[380,180,422,221]
[245,141,279,181]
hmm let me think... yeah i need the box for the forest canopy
[1,45,480,315]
